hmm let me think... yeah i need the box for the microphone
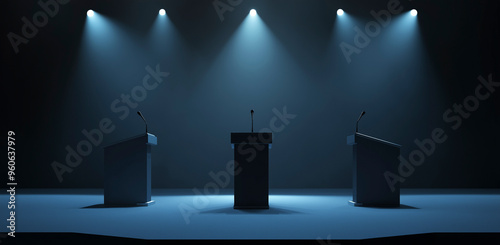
[137,111,148,134]
[356,111,365,133]
[251,110,254,133]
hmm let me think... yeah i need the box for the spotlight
[410,9,418,16]
[337,9,344,16]
[159,9,166,16]
[87,9,94,17]
[250,9,257,16]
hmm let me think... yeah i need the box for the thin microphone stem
[251,110,254,133]
[142,118,148,134]
[356,111,365,133]
[138,112,148,134]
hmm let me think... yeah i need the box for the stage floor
[2,189,499,240]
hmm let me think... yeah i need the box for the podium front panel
[348,133,401,207]
[231,132,271,209]
[104,133,156,206]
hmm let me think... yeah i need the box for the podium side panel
[355,137,400,206]
[146,145,152,202]
[352,144,358,203]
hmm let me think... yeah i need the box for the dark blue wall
[3,0,499,188]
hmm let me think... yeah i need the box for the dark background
[2,0,499,188]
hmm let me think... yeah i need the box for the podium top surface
[103,133,157,148]
[231,132,272,144]
[347,132,400,148]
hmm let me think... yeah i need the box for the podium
[347,133,401,207]
[231,132,272,209]
[104,133,157,206]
